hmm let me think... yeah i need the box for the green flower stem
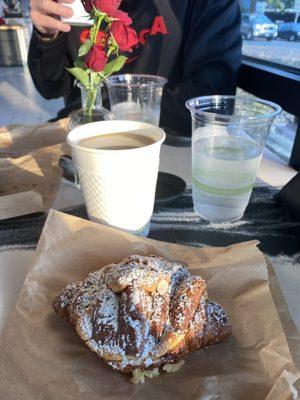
[92,15,102,44]
[82,13,113,118]
[84,86,97,119]
[84,15,100,119]
[83,15,102,119]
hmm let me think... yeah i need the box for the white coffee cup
[67,121,166,236]
[60,0,93,26]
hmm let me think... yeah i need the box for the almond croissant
[53,255,231,383]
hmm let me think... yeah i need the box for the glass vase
[69,83,112,130]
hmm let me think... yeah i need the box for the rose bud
[112,10,132,25]
[80,29,90,43]
[85,45,108,72]
[93,0,121,15]
[95,31,108,46]
[80,30,107,46]
[110,21,139,52]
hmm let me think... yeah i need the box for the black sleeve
[28,29,73,99]
[160,0,242,138]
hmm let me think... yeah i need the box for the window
[237,89,297,164]
[249,14,271,23]
[240,7,300,69]
[239,4,299,166]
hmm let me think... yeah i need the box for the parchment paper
[0,119,70,218]
[0,119,69,157]
[0,144,65,213]
[0,191,43,220]
[0,210,299,400]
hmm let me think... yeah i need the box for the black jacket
[28,0,242,137]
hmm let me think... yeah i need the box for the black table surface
[0,186,300,258]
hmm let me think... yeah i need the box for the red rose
[112,10,132,25]
[80,29,90,43]
[85,45,108,72]
[110,21,139,52]
[80,30,107,45]
[93,0,121,15]
[82,0,121,15]
[95,31,108,45]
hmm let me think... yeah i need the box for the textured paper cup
[67,121,165,236]
[60,0,93,26]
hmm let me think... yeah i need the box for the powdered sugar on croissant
[53,255,231,383]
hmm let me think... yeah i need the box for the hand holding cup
[30,0,74,36]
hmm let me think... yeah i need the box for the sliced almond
[157,279,169,295]
[151,331,185,359]
[102,351,123,362]
[107,282,127,293]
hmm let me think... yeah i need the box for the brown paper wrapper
[0,118,71,217]
[0,191,43,220]
[0,144,66,213]
[0,210,299,399]
[0,119,69,157]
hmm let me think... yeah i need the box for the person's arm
[160,0,242,138]
[28,0,74,99]
[28,29,74,99]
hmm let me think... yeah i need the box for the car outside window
[242,12,300,69]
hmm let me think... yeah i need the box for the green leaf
[104,14,114,23]
[78,39,92,57]
[89,71,99,86]
[111,35,118,47]
[90,70,107,86]
[103,55,127,77]
[89,12,106,43]
[74,60,86,69]
[66,67,90,87]
[93,7,106,19]
[107,36,118,57]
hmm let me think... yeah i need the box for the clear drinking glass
[186,95,281,222]
[106,74,167,125]
[69,83,112,130]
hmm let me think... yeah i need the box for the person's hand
[30,0,74,36]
